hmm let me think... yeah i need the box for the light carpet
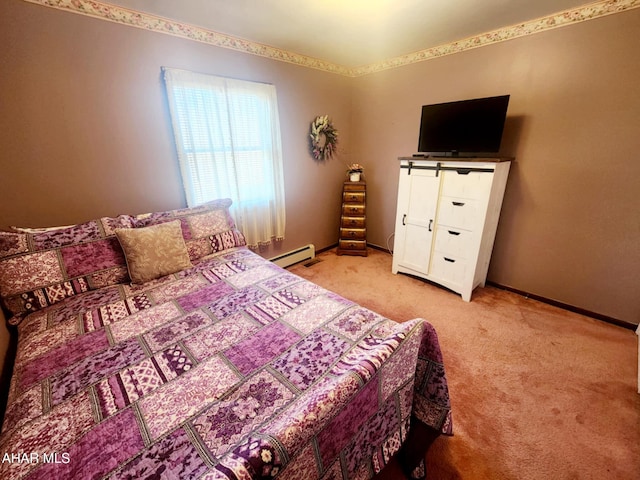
[289,247,639,480]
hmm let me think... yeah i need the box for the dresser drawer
[430,252,468,287]
[441,170,493,200]
[341,216,366,228]
[433,227,473,259]
[343,182,366,192]
[343,191,365,203]
[437,196,482,231]
[338,239,367,251]
[342,204,365,216]
[340,228,366,239]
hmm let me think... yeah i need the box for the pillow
[132,199,245,260]
[10,224,75,233]
[0,216,135,317]
[210,229,247,253]
[115,220,193,284]
[0,200,245,317]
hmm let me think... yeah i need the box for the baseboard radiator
[269,244,315,268]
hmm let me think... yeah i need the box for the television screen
[417,95,510,156]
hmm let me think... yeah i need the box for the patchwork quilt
[0,247,451,479]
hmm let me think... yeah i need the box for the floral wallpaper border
[23,0,640,77]
[353,0,640,76]
[22,0,351,76]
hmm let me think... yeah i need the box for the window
[163,67,286,248]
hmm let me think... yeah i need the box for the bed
[0,199,451,479]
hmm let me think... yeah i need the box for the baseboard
[486,281,636,331]
[367,243,390,253]
[269,244,315,268]
[322,243,635,330]
[317,243,338,254]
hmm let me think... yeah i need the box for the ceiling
[107,0,598,67]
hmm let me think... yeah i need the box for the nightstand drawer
[343,182,366,192]
[441,170,493,200]
[434,227,473,259]
[437,196,481,231]
[343,191,365,203]
[338,239,367,251]
[339,228,366,239]
[342,204,365,216]
[342,216,366,228]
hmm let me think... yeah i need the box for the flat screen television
[417,94,510,157]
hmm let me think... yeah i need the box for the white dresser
[392,157,511,301]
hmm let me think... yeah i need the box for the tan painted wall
[0,0,353,255]
[0,309,8,376]
[352,9,640,324]
[0,307,11,421]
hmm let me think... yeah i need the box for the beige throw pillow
[115,220,192,284]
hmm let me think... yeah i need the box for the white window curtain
[163,67,286,248]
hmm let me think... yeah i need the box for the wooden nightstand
[337,181,367,256]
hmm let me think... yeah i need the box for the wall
[0,308,10,420]
[351,8,640,324]
[0,0,353,256]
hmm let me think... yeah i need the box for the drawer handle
[349,231,356,237]
[452,201,465,207]
[444,257,456,263]
[448,230,461,236]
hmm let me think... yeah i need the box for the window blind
[163,68,286,247]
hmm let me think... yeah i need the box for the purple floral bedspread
[0,248,451,479]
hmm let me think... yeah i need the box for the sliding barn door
[392,168,440,275]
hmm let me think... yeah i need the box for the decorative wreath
[309,115,338,161]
